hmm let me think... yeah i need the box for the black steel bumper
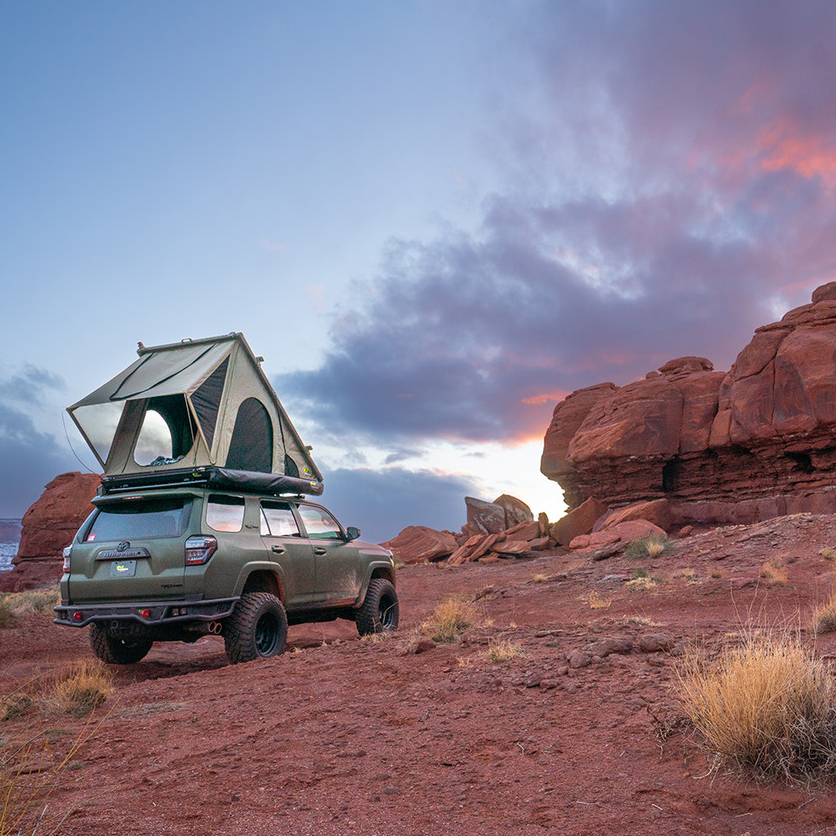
[53,597,238,628]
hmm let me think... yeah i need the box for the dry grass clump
[624,535,673,560]
[676,633,836,783]
[0,599,12,629]
[420,596,479,643]
[0,586,60,628]
[47,662,113,717]
[759,560,788,587]
[625,576,658,592]
[820,547,836,562]
[812,592,836,635]
[587,590,612,610]
[486,640,528,663]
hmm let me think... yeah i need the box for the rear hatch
[67,493,197,604]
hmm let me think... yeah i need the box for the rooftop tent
[68,333,323,495]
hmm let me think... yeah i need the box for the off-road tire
[355,578,399,636]
[224,592,288,664]
[89,623,153,664]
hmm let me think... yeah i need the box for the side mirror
[346,526,361,541]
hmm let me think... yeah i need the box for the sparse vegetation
[587,590,612,610]
[47,661,113,717]
[812,592,836,635]
[625,576,658,592]
[676,633,836,783]
[624,535,674,560]
[821,547,836,562]
[759,560,788,586]
[420,596,479,643]
[0,586,60,629]
[486,640,527,663]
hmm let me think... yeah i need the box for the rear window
[207,495,245,533]
[85,497,192,542]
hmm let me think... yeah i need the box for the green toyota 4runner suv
[54,487,399,665]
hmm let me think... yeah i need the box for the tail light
[184,535,217,566]
[62,546,72,573]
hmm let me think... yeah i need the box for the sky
[2,0,836,543]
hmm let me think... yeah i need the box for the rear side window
[206,495,245,532]
[260,502,300,537]
[297,505,342,540]
[85,497,192,542]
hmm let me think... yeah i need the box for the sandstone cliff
[1,472,101,592]
[541,282,836,527]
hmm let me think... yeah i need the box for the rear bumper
[54,597,238,628]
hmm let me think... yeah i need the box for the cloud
[277,0,836,449]
[0,367,77,517]
[0,364,64,405]
[318,466,480,544]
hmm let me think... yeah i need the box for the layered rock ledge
[541,282,836,527]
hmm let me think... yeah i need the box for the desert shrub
[676,633,836,782]
[624,536,673,560]
[420,596,478,643]
[0,599,12,629]
[0,586,59,628]
[486,640,527,663]
[625,576,657,592]
[812,592,836,635]
[48,662,113,717]
[759,560,788,587]
[586,590,612,610]
[0,695,33,723]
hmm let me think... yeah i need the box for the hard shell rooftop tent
[68,333,323,496]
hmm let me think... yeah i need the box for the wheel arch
[355,563,395,607]
[239,566,284,603]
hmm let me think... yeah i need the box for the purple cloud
[280,1,836,447]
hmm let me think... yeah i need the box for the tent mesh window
[226,398,273,473]
[190,357,229,451]
[134,395,195,466]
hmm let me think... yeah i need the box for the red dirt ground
[5,513,836,835]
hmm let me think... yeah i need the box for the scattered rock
[400,637,436,656]
[638,633,673,653]
[465,496,506,535]
[568,651,592,669]
[381,526,457,564]
[596,499,671,533]
[493,494,534,528]
[490,540,530,556]
[587,637,633,657]
[550,497,609,546]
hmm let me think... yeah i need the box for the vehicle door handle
[314,547,327,555]
[271,545,285,554]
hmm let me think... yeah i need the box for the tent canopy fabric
[68,333,323,494]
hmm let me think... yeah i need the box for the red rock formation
[380,526,458,564]
[2,472,101,592]
[541,284,836,527]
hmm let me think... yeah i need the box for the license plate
[110,560,136,578]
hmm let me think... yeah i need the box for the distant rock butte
[1,472,101,592]
[541,282,836,529]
